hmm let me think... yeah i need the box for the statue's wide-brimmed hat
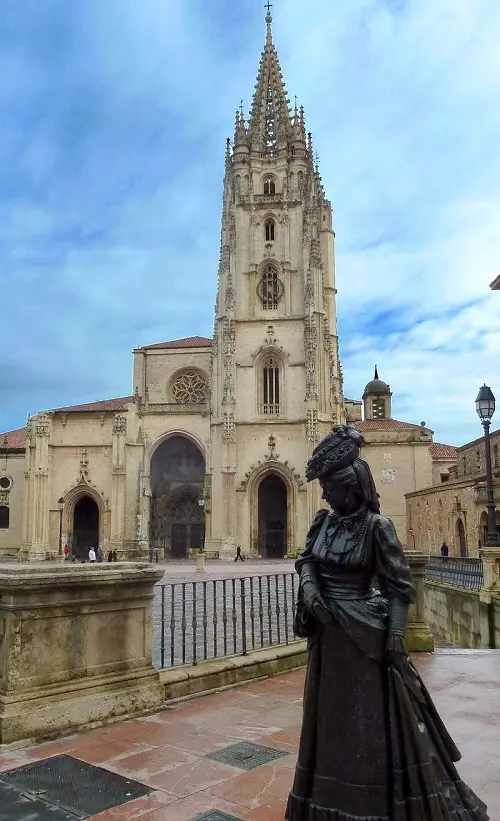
[306,425,365,482]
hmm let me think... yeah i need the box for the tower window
[262,357,280,414]
[265,218,275,242]
[263,177,276,195]
[371,398,386,419]
[0,506,9,529]
[494,444,499,469]
[257,264,283,309]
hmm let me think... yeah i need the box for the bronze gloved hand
[300,565,330,624]
[385,597,409,671]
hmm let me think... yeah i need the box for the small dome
[363,367,391,397]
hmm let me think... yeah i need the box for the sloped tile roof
[139,336,212,350]
[429,442,457,459]
[0,427,27,450]
[52,396,134,413]
[356,419,427,431]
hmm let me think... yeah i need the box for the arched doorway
[73,496,99,559]
[150,435,205,559]
[456,518,467,557]
[258,474,287,558]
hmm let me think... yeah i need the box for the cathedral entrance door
[171,523,188,558]
[73,496,99,560]
[149,435,205,559]
[258,474,287,559]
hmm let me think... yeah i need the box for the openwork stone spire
[248,7,291,154]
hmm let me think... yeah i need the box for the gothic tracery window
[257,264,283,310]
[262,357,280,415]
[265,218,275,242]
[263,177,276,195]
[171,370,208,404]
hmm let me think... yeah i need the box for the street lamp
[57,497,65,556]
[197,498,206,553]
[475,385,499,546]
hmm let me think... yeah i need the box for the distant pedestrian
[63,544,71,561]
[107,550,113,562]
[234,545,244,562]
[96,546,104,563]
[440,541,449,559]
[111,550,118,562]
[88,547,96,563]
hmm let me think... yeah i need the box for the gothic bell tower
[207,8,345,558]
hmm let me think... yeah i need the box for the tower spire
[248,3,291,154]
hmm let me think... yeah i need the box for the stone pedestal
[0,562,164,744]
[480,546,500,592]
[406,551,435,652]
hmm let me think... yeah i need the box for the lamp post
[197,498,206,552]
[475,385,499,546]
[57,497,65,556]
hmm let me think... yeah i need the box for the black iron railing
[425,556,484,590]
[154,572,300,669]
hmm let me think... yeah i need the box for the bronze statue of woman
[286,425,488,821]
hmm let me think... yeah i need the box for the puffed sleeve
[374,515,416,603]
[295,508,328,570]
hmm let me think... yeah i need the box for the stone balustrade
[0,562,164,744]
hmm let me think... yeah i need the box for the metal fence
[154,572,299,669]
[425,556,484,590]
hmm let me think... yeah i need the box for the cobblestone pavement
[0,651,498,820]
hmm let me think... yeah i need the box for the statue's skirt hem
[285,616,488,820]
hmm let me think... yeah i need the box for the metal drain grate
[206,741,288,771]
[192,812,243,821]
[0,779,79,821]
[0,755,151,818]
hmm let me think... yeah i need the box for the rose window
[171,370,208,404]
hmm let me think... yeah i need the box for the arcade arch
[149,434,205,558]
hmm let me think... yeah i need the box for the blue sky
[1,0,499,445]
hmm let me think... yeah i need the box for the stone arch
[60,482,107,556]
[245,463,297,557]
[262,174,277,195]
[254,347,286,416]
[149,434,206,558]
[148,429,206,463]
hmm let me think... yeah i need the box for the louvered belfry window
[262,357,280,414]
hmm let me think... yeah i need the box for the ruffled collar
[328,504,368,534]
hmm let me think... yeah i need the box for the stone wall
[424,580,500,648]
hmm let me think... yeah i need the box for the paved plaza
[0,650,498,820]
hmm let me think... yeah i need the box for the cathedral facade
[0,14,456,562]
[0,12,343,561]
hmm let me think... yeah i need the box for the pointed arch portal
[149,435,205,559]
[258,473,287,558]
[73,496,99,560]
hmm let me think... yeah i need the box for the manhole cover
[193,813,243,821]
[0,779,78,820]
[206,741,287,770]
[0,755,151,818]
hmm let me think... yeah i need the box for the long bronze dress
[285,506,489,821]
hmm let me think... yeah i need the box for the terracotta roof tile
[429,442,457,459]
[0,427,26,450]
[139,336,212,350]
[52,396,134,413]
[356,419,428,431]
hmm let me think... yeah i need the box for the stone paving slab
[0,650,498,820]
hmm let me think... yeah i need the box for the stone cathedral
[0,12,455,561]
